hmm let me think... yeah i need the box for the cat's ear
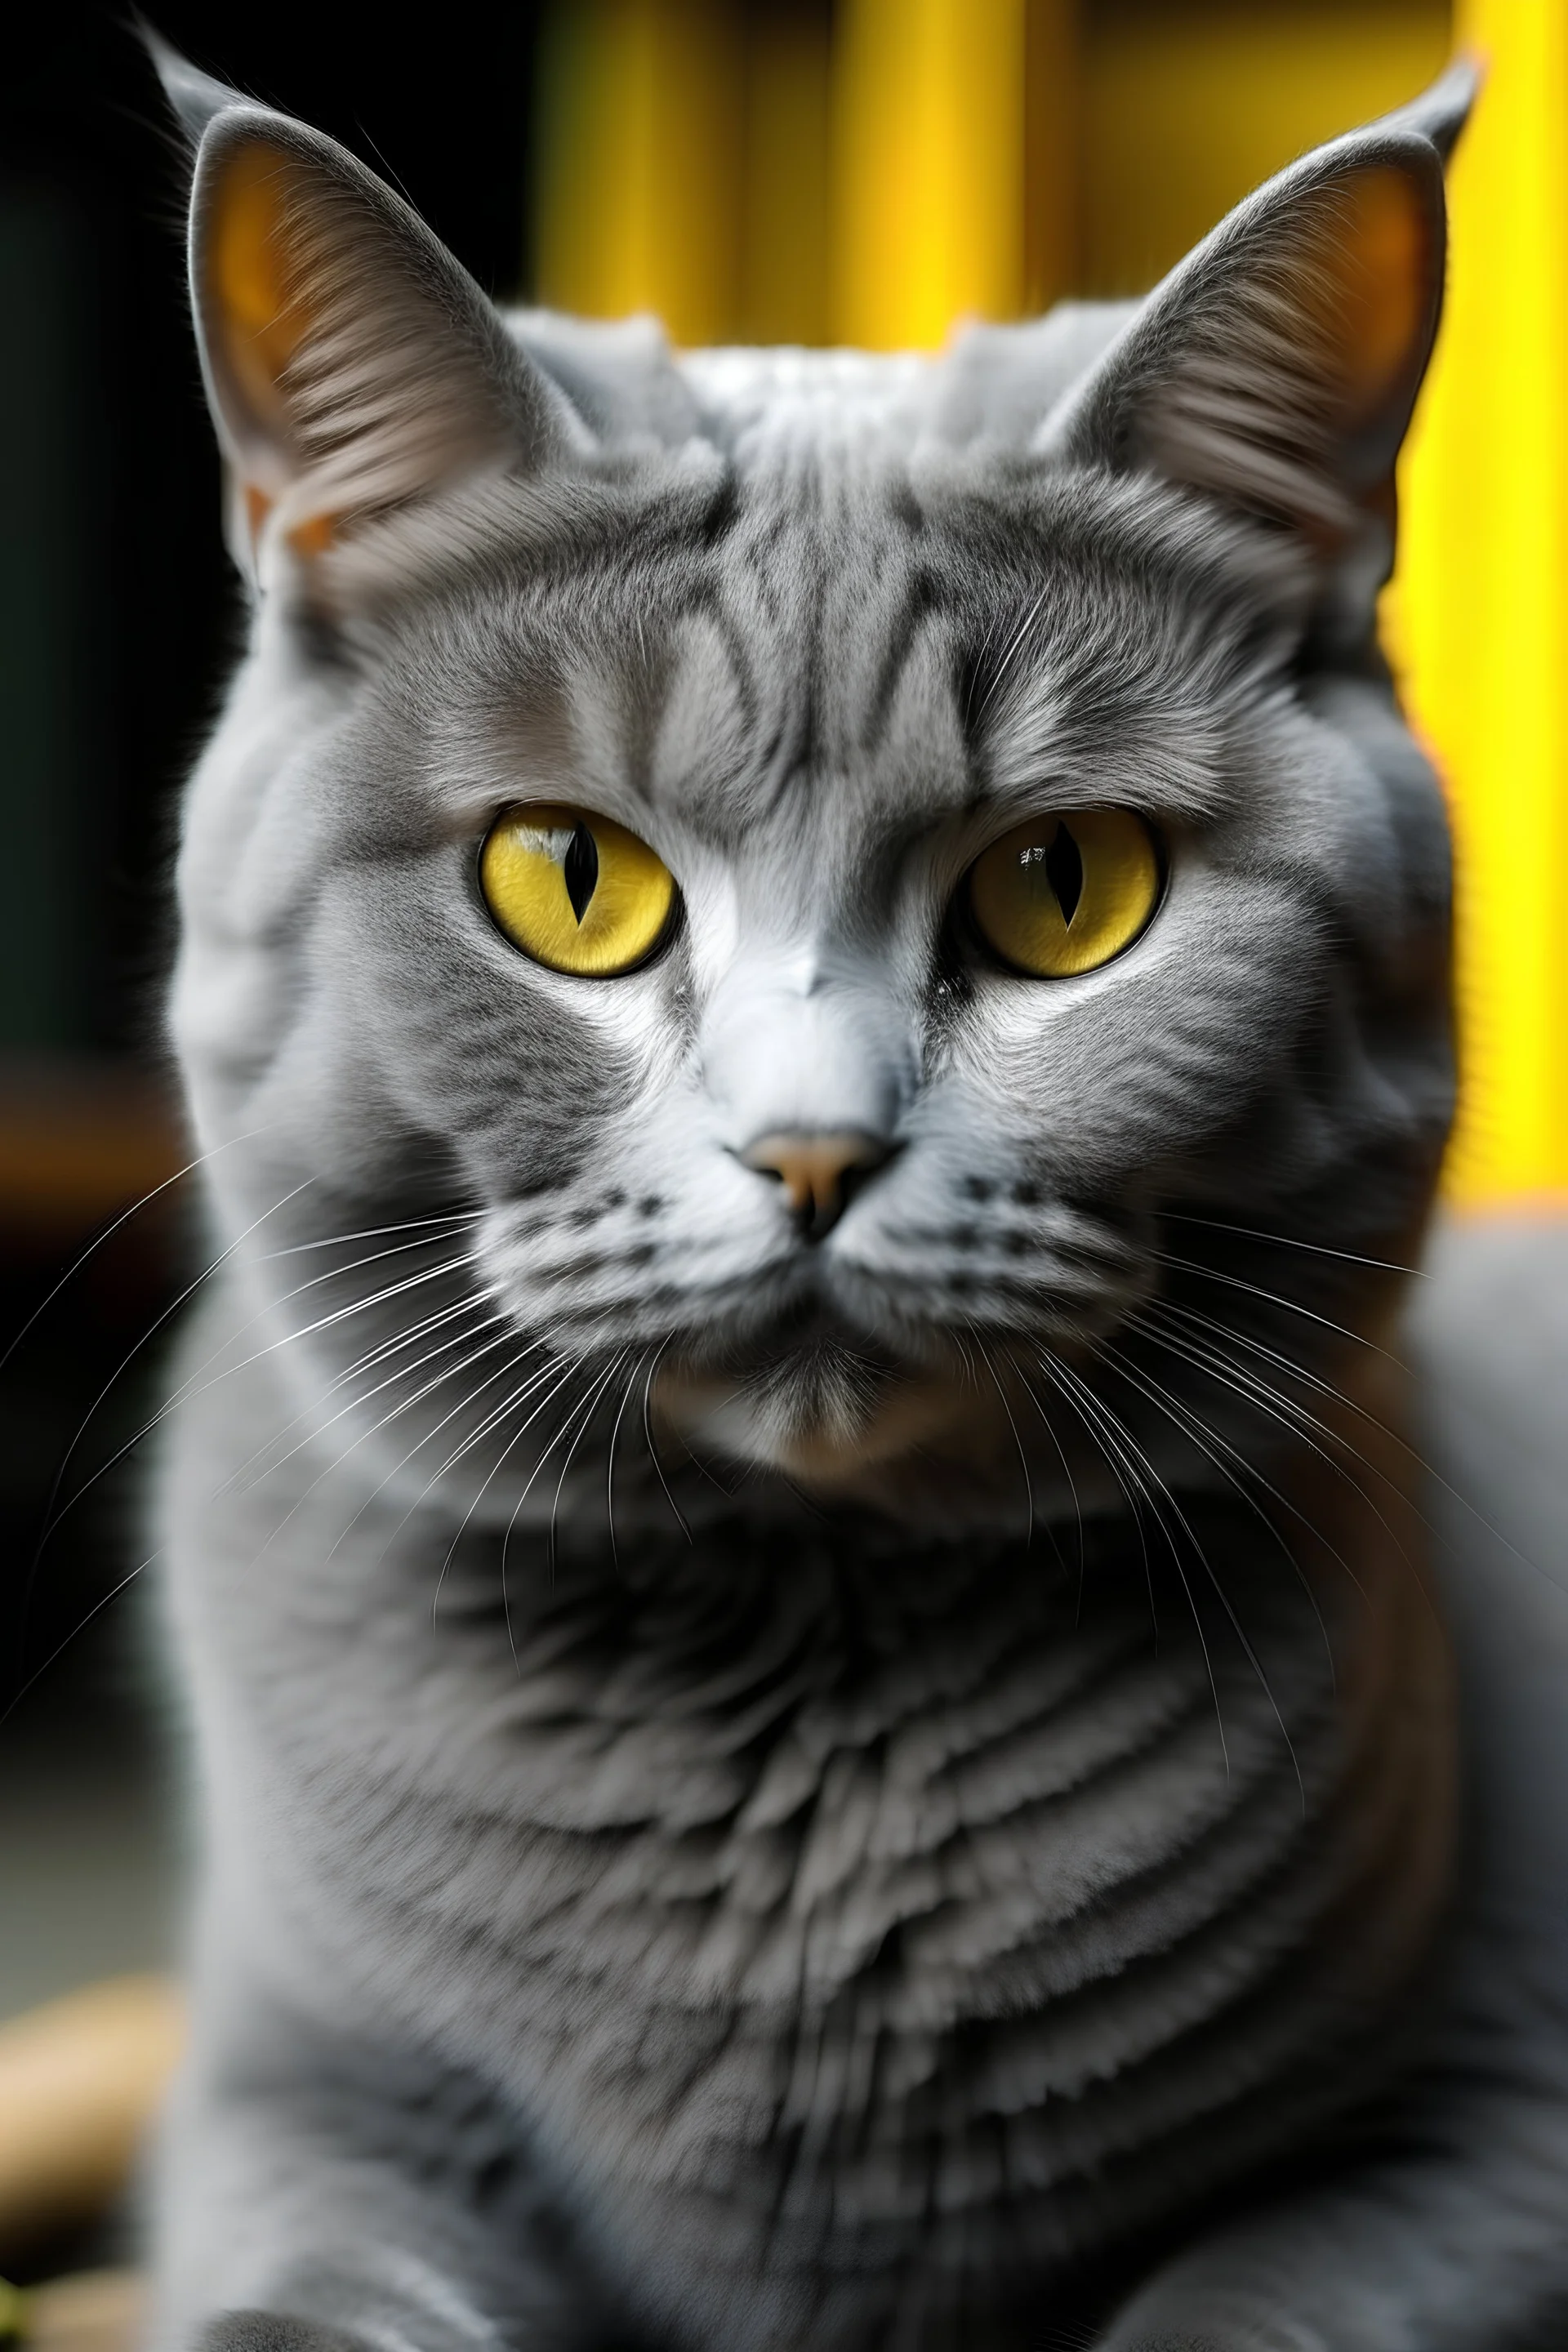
[1038,64,1477,558]
[149,38,573,580]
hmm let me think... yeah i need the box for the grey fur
[143,45,1568,2352]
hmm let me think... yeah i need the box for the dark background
[0,7,546,2011]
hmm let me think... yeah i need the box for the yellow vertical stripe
[739,6,833,346]
[532,0,744,348]
[1023,0,1080,316]
[831,0,1027,350]
[1396,0,1568,1201]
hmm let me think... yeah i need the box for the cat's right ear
[148,37,576,587]
[1035,64,1476,586]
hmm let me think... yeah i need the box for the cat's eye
[479,804,676,977]
[966,808,1162,978]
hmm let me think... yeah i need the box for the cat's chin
[653,1342,1013,1493]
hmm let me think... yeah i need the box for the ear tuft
[141,27,247,147]
[1379,53,1481,164]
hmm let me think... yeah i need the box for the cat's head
[157,42,1469,1526]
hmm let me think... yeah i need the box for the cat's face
[165,61,1459,1520]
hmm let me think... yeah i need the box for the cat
[142,35,1568,2352]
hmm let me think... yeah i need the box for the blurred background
[1,0,1561,2284]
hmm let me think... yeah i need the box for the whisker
[1007,1352,1089,1620]
[1157,1299,1427,1489]
[250,1208,483,1263]
[1094,1341,1308,1805]
[1134,1304,1411,1575]
[354,1344,569,1577]
[1158,1298,1440,1503]
[36,1247,488,1546]
[192,1223,488,1389]
[41,1175,317,1508]
[1031,1348,1160,1651]
[1161,1211,1421,1280]
[1121,1319,1360,1650]
[1161,1298,1456,1528]
[235,1247,488,1363]
[2,1544,166,1728]
[497,1356,612,1601]
[1040,1350,1232,1773]
[968,1324,1034,1551]
[0,1121,275,1383]
[427,1348,581,1633]
[1139,1303,1457,1642]
[140,1227,489,1462]
[640,1336,692,1543]
[605,1346,651,1570]
[1137,1307,1365,1503]
[1148,1247,1401,1366]
[243,1324,526,1576]
[226,1297,506,1500]
[17,1176,318,1659]
[549,1350,632,1584]
[488,1359,594,1649]
[215,1290,498,1493]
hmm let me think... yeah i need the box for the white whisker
[1161,1210,1421,1280]
[226,1298,506,1500]
[0,1121,276,1383]
[1094,1341,1309,1803]
[1040,1349,1232,1775]
[606,1346,651,1570]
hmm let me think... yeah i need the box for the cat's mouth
[652,1312,1010,1485]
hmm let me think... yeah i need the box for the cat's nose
[741,1130,894,1240]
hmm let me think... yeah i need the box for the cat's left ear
[149,38,576,584]
[1038,63,1477,562]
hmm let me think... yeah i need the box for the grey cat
[143,38,1568,2352]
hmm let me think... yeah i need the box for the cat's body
[157,1287,1450,2352]
[145,45,1568,2352]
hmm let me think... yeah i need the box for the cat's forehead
[389,434,1276,853]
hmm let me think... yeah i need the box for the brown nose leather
[741,1130,892,1237]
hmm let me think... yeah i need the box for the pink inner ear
[1306,164,1431,426]
[196,122,531,572]
[206,142,315,452]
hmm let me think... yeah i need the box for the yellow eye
[967,808,1162,978]
[479,803,675,977]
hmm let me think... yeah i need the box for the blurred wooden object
[0,1059,181,1243]
[11,2272,143,2352]
[0,1977,184,2265]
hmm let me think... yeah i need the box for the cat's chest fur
[165,1285,1453,2347]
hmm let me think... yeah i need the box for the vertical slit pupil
[564,824,599,924]
[1044,821,1083,926]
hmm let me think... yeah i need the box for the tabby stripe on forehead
[862,567,940,760]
